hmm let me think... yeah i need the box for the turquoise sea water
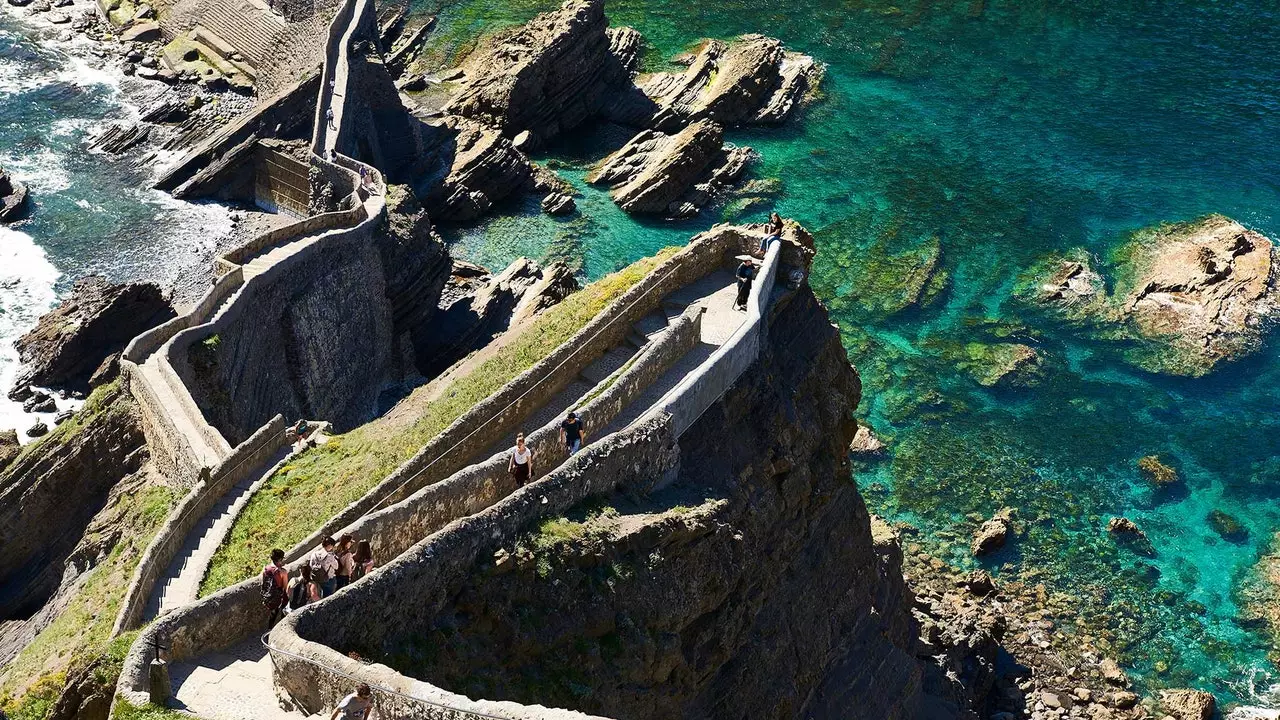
[420,0,1280,706]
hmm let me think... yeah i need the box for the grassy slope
[200,248,678,595]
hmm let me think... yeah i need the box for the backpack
[260,566,283,607]
[289,580,309,610]
[309,551,332,583]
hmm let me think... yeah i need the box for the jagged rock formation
[0,430,18,473]
[587,120,755,217]
[0,383,146,627]
[373,184,452,373]
[443,0,632,146]
[0,165,29,222]
[415,257,578,376]
[11,276,174,395]
[1022,215,1277,376]
[421,116,535,223]
[368,285,956,719]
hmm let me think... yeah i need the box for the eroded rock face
[1158,689,1215,720]
[0,165,29,222]
[0,429,19,473]
[1022,215,1277,376]
[13,275,174,393]
[424,116,535,223]
[587,120,754,217]
[445,0,631,145]
[971,508,1013,556]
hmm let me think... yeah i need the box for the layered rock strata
[12,276,174,395]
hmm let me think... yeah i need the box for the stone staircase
[138,354,231,470]
[195,0,285,68]
[145,446,292,621]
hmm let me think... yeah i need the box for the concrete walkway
[170,638,309,720]
[144,446,292,622]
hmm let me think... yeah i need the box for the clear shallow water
[0,12,232,435]
[420,0,1280,705]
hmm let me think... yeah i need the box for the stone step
[580,345,637,385]
[632,311,669,338]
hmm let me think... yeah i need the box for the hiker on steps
[734,256,757,311]
[326,106,336,130]
[288,564,319,610]
[560,411,586,456]
[260,548,288,627]
[509,432,533,487]
[352,539,375,581]
[334,534,355,591]
[308,537,339,598]
[331,683,374,720]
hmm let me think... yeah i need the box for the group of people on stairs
[260,534,376,626]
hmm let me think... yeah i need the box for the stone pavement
[171,638,311,720]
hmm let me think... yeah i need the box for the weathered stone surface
[1158,689,1215,720]
[849,423,885,456]
[588,120,752,216]
[0,165,29,222]
[971,508,1014,556]
[539,190,575,215]
[445,0,631,143]
[424,116,534,223]
[0,429,18,473]
[1023,215,1277,376]
[13,275,174,392]
[120,20,160,42]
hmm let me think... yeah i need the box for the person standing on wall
[334,534,355,591]
[509,432,533,486]
[330,684,375,720]
[308,537,339,598]
[260,548,289,627]
[560,411,586,456]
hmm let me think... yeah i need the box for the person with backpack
[260,549,289,627]
[334,534,355,591]
[352,540,375,581]
[288,564,319,610]
[308,537,339,598]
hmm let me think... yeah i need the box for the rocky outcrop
[12,276,174,395]
[1021,215,1277,376]
[444,0,632,146]
[0,429,19,473]
[1158,689,1215,720]
[587,120,754,217]
[849,423,885,456]
[1107,516,1154,557]
[0,165,29,222]
[374,184,453,374]
[1138,454,1180,488]
[414,258,578,377]
[1239,532,1280,667]
[609,34,821,131]
[423,116,536,223]
[0,382,146,624]
[971,508,1013,556]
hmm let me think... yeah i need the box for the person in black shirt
[560,411,586,455]
[734,258,756,311]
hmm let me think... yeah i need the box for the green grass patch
[199,248,679,595]
[111,698,193,720]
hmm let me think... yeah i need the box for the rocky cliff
[372,286,951,719]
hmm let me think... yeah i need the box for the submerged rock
[13,275,175,393]
[1021,215,1277,376]
[1137,454,1180,488]
[960,342,1043,388]
[1107,516,1155,557]
[971,508,1014,556]
[1207,508,1248,543]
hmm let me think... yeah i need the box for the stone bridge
[110,0,812,715]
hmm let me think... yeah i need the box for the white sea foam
[0,146,73,194]
[0,225,62,440]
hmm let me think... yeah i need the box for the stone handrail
[269,415,681,720]
[282,228,750,563]
[111,414,288,636]
[641,238,781,439]
[214,200,364,274]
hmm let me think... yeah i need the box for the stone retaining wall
[111,414,288,635]
[269,415,680,720]
[314,304,702,573]
[283,228,750,563]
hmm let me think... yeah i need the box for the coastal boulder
[13,275,175,392]
[848,424,884,456]
[0,165,29,222]
[587,120,754,216]
[0,429,19,473]
[972,508,1014,556]
[1158,689,1215,720]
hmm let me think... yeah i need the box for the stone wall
[268,415,681,719]
[283,226,753,562]
[111,414,287,635]
[253,143,311,217]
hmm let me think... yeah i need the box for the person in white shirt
[508,433,533,487]
[330,684,374,720]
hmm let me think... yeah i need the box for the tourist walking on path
[326,106,336,130]
[560,412,586,456]
[260,548,288,627]
[308,537,339,597]
[734,257,756,311]
[334,534,355,591]
[330,683,375,720]
[509,433,533,486]
[759,212,784,254]
[352,540,375,581]
[288,565,319,610]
